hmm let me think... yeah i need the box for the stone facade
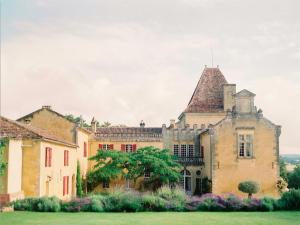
[0,66,281,200]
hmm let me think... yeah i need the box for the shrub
[197,194,226,211]
[156,186,186,211]
[141,194,168,211]
[61,197,91,212]
[261,197,277,211]
[119,192,142,212]
[278,189,300,210]
[90,197,104,212]
[242,198,262,211]
[13,197,61,212]
[238,181,260,199]
[225,194,243,211]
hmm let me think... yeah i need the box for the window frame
[237,132,254,159]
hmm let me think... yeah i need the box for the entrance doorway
[180,170,192,194]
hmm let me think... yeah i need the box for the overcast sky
[1,0,300,154]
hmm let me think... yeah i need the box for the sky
[1,0,300,154]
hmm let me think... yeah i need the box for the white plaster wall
[7,139,23,194]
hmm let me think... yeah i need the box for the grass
[1,211,300,225]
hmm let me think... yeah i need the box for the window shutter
[84,142,87,157]
[109,144,114,150]
[133,144,137,152]
[45,148,48,167]
[67,151,69,166]
[201,146,204,158]
[98,144,103,149]
[64,151,66,166]
[49,148,52,167]
[121,144,125,151]
[63,176,65,196]
[67,176,69,195]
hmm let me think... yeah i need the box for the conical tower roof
[184,66,228,113]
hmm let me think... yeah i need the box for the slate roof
[93,127,162,141]
[184,67,228,113]
[0,116,77,147]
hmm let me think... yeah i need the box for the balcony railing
[175,157,204,166]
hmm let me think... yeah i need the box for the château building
[0,66,281,204]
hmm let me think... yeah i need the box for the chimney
[91,117,97,133]
[140,120,145,128]
[42,105,52,110]
[223,84,236,111]
[170,119,175,128]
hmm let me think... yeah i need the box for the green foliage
[238,181,260,198]
[13,197,61,212]
[280,157,288,182]
[261,197,277,211]
[88,149,130,185]
[141,194,168,211]
[64,114,90,127]
[278,189,300,210]
[88,146,182,191]
[287,165,300,189]
[156,186,186,211]
[76,161,83,197]
[0,138,8,177]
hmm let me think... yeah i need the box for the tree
[287,165,300,189]
[76,161,83,197]
[64,114,90,127]
[0,139,7,177]
[238,181,260,199]
[279,157,288,182]
[127,147,182,190]
[88,146,182,191]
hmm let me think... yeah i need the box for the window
[63,176,69,196]
[180,145,187,157]
[188,145,194,157]
[83,142,87,157]
[102,144,114,150]
[144,170,151,179]
[103,181,109,188]
[121,144,137,153]
[180,170,192,193]
[238,134,253,158]
[45,147,52,167]
[64,150,69,166]
[173,144,179,156]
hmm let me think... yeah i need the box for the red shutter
[63,176,65,196]
[121,144,125,152]
[67,176,69,195]
[49,148,52,167]
[84,142,87,157]
[98,144,103,149]
[45,148,48,167]
[132,144,137,152]
[109,144,114,150]
[201,146,204,158]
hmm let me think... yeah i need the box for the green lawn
[0,211,300,225]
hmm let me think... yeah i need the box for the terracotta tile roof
[0,116,77,147]
[94,127,162,141]
[184,67,228,113]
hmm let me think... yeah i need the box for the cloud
[2,0,300,154]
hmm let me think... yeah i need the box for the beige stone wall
[18,109,76,143]
[211,117,280,198]
[200,133,212,180]
[22,139,77,200]
[76,130,89,177]
[180,113,226,128]
[7,139,23,194]
[39,141,77,200]
[22,139,41,197]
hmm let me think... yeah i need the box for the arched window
[180,170,192,193]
